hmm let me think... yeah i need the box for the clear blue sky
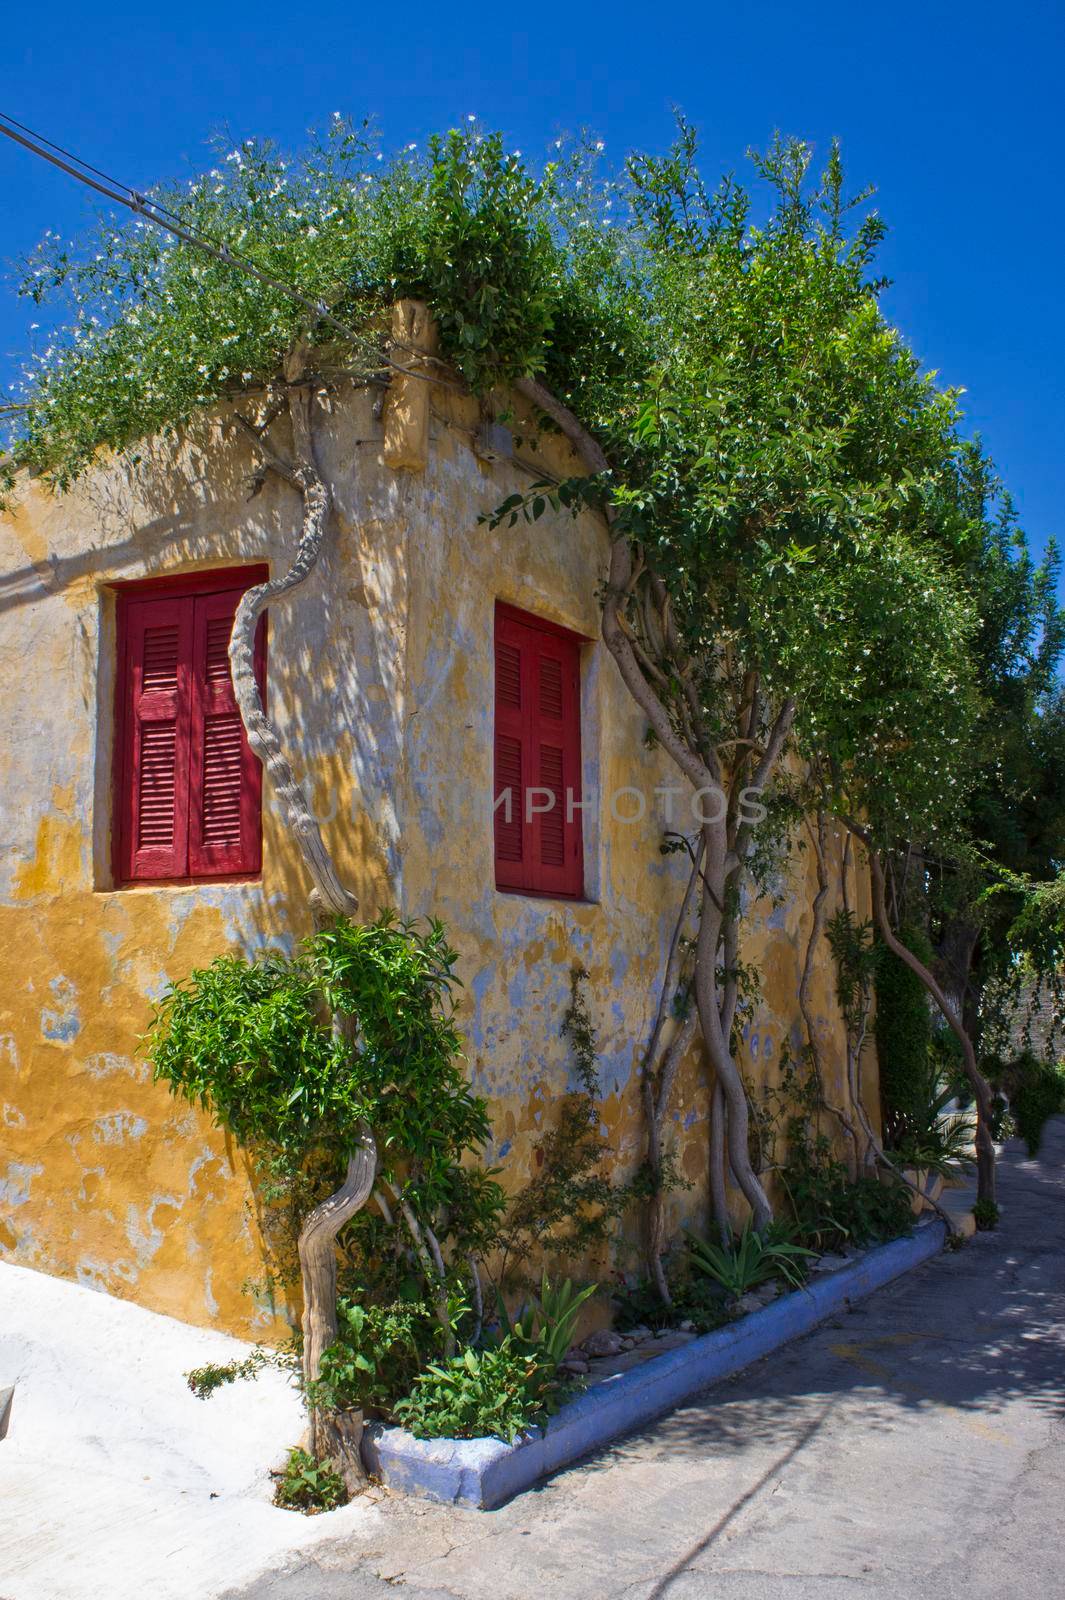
[2,1,1063,573]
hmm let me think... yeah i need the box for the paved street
[226,1121,1065,1600]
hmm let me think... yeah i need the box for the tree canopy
[7,114,1062,1222]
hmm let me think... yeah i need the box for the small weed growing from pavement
[973,1198,1001,1231]
[272,1447,347,1514]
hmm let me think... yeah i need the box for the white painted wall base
[0,1261,377,1600]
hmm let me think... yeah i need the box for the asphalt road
[225,1121,1065,1600]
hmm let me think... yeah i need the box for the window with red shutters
[493,602,584,899]
[114,568,267,884]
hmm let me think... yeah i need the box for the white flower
[467,114,476,122]
[595,140,605,152]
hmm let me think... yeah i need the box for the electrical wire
[0,110,379,358]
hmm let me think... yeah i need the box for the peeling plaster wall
[0,379,878,1338]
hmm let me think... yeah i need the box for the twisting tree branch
[228,371,359,919]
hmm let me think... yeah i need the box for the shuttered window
[494,602,584,899]
[114,567,267,884]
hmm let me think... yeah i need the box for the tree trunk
[693,862,774,1235]
[298,1126,377,1481]
[228,382,359,919]
[801,813,861,1180]
[853,831,997,1208]
[642,841,703,1299]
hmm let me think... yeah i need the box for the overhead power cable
[0,110,382,358]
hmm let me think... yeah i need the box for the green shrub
[612,1271,731,1336]
[781,1137,914,1250]
[393,1340,556,1444]
[313,1300,437,1417]
[875,925,934,1144]
[890,1057,975,1175]
[272,1446,346,1514]
[972,1197,1001,1231]
[987,1050,1065,1156]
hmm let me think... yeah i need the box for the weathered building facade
[0,346,877,1338]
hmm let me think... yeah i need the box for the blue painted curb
[362,1219,947,1509]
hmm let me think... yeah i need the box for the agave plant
[894,1062,976,1178]
[686,1223,816,1298]
[495,1273,598,1367]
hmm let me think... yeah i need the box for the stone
[678,1318,695,1331]
[734,1293,763,1316]
[649,1330,696,1352]
[559,1358,589,1376]
[810,1253,850,1275]
[626,1325,653,1343]
[581,1329,625,1358]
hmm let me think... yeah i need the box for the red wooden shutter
[188,589,265,878]
[494,604,584,899]
[119,596,193,881]
[114,567,268,885]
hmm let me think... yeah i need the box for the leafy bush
[146,913,503,1309]
[313,1300,436,1418]
[272,1446,346,1514]
[612,1271,731,1336]
[890,1058,975,1176]
[686,1224,815,1299]
[781,1137,913,1250]
[987,1050,1065,1157]
[393,1340,555,1444]
[972,1197,1001,1231]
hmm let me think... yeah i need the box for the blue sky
[2,1,1063,572]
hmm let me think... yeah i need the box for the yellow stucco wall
[0,373,877,1337]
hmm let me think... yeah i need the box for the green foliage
[393,1339,556,1444]
[890,1057,975,1177]
[312,1299,436,1417]
[987,1050,1065,1157]
[780,1137,913,1250]
[972,1197,1001,1231]
[146,912,502,1300]
[612,1272,731,1336]
[492,969,633,1285]
[875,925,934,1145]
[686,1223,815,1298]
[394,128,560,390]
[494,1273,598,1367]
[185,1345,294,1400]
[272,1446,346,1514]
[827,910,878,1045]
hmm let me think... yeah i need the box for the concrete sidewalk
[2,1121,1062,1600]
[225,1120,1065,1600]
